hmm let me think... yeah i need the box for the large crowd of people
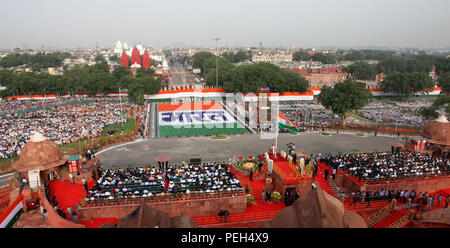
[359,109,428,127]
[85,162,244,203]
[0,98,135,159]
[345,188,449,212]
[321,151,450,183]
[278,99,435,129]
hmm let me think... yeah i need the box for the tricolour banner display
[0,194,24,228]
[158,102,235,127]
[278,112,299,132]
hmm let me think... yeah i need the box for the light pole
[213,37,220,88]
[119,87,123,132]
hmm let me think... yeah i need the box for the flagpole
[274,109,279,159]
[10,144,13,165]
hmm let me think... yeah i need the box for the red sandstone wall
[201,219,268,228]
[338,175,450,194]
[296,179,313,197]
[0,186,11,214]
[41,192,85,228]
[271,171,312,200]
[78,195,247,220]
[232,166,265,181]
[337,174,361,193]
[360,177,450,193]
[406,220,450,228]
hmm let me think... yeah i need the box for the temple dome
[12,132,69,172]
[422,115,450,146]
[130,62,142,69]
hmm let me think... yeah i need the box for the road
[169,63,196,86]
[97,133,402,168]
[0,173,13,187]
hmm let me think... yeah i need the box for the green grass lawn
[101,118,137,135]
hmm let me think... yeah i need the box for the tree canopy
[192,52,215,70]
[0,63,161,103]
[0,52,70,71]
[311,53,337,64]
[438,72,450,94]
[293,51,311,62]
[420,95,450,119]
[378,72,435,100]
[222,62,309,93]
[222,50,250,63]
[345,62,377,80]
[376,56,432,74]
[318,79,370,122]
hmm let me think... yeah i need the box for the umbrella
[155,155,171,162]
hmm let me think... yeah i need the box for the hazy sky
[1,0,449,49]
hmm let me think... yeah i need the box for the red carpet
[268,153,303,184]
[314,162,395,210]
[370,209,410,228]
[437,188,450,197]
[48,179,95,219]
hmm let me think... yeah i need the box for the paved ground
[0,173,13,187]
[97,133,402,168]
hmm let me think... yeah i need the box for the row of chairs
[80,189,246,207]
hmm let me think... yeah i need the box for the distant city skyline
[1,0,449,50]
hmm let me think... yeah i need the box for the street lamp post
[213,37,220,88]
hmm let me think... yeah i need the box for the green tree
[234,50,249,62]
[293,51,311,61]
[420,95,450,119]
[63,65,90,93]
[311,53,337,64]
[345,62,376,80]
[438,72,450,94]
[221,51,235,63]
[192,52,215,70]
[419,106,439,119]
[0,70,15,87]
[0,52,70,70]
[95,54,106,63]
[378,72,435,100]
[376,57,432,74]
[223,62,308,93]
[318,79,370,124]
[88,62,109,73]
[434,58,450,75]
[343,50,365,61]
[136,67,156,78]
[109,55,119,63]
[112,66,130,82]
[126,76,161,105]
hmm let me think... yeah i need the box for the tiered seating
[84,162,245,206]
[191,166,285,226]
[166,162,244,195]
[321,151,450,185]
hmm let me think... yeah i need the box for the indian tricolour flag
[278,112,299,132]
[0,195,24,228]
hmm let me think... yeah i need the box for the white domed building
[114,41,123,55]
